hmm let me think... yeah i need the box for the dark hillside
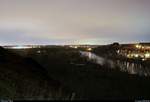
[0,46,71,100]
[12,47,150,100]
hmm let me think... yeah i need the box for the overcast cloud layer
[0,0,150,45]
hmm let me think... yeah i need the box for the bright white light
[87,48,92,51]
[134,54,139,58]
[74,46,78,49]
[11,46,32,49]
[145,53,150,58]
[135,44,142,49]
[135,45,139,48]
[127,54,131,58]
[117,50,120,53]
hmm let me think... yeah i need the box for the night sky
[0,0,150,45]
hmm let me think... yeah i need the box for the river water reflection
[80,51,150,77]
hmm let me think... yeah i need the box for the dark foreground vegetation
[0,46,150,100]
[0,46,71,100]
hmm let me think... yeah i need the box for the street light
[74,46,78,49]
[134,54,139,58]
[145,53,150,58]
[87,48,92,51]
[135,44,142,49]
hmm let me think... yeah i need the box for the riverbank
[10,47,150,100]
[1,46,150,100]
[80,51,150,77]
[92,45,150,66]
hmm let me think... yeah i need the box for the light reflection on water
[80,51,150,76]
[80,51,105,65]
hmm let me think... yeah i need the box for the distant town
[1,42,150,100]
[3,42,150,61]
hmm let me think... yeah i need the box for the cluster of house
[117,43,150,60]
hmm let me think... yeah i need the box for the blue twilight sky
[0,0,150,45]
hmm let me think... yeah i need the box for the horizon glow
[0,0,150,45]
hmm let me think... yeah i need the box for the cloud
[0,0,150,44]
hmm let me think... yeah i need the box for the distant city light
[135,44,150,50]
[74,46,78,49]
[37,50,41,53]
[117,50,120,53]
[69,45,73,48]
[135,44,142,49]
[10,46,32,49]
[135,44,139,48]
[87,48,92,51]
[127,54,131,58]
[134,54,139,58]
[145,53,150,58]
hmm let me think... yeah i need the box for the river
[80,51,150,77]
